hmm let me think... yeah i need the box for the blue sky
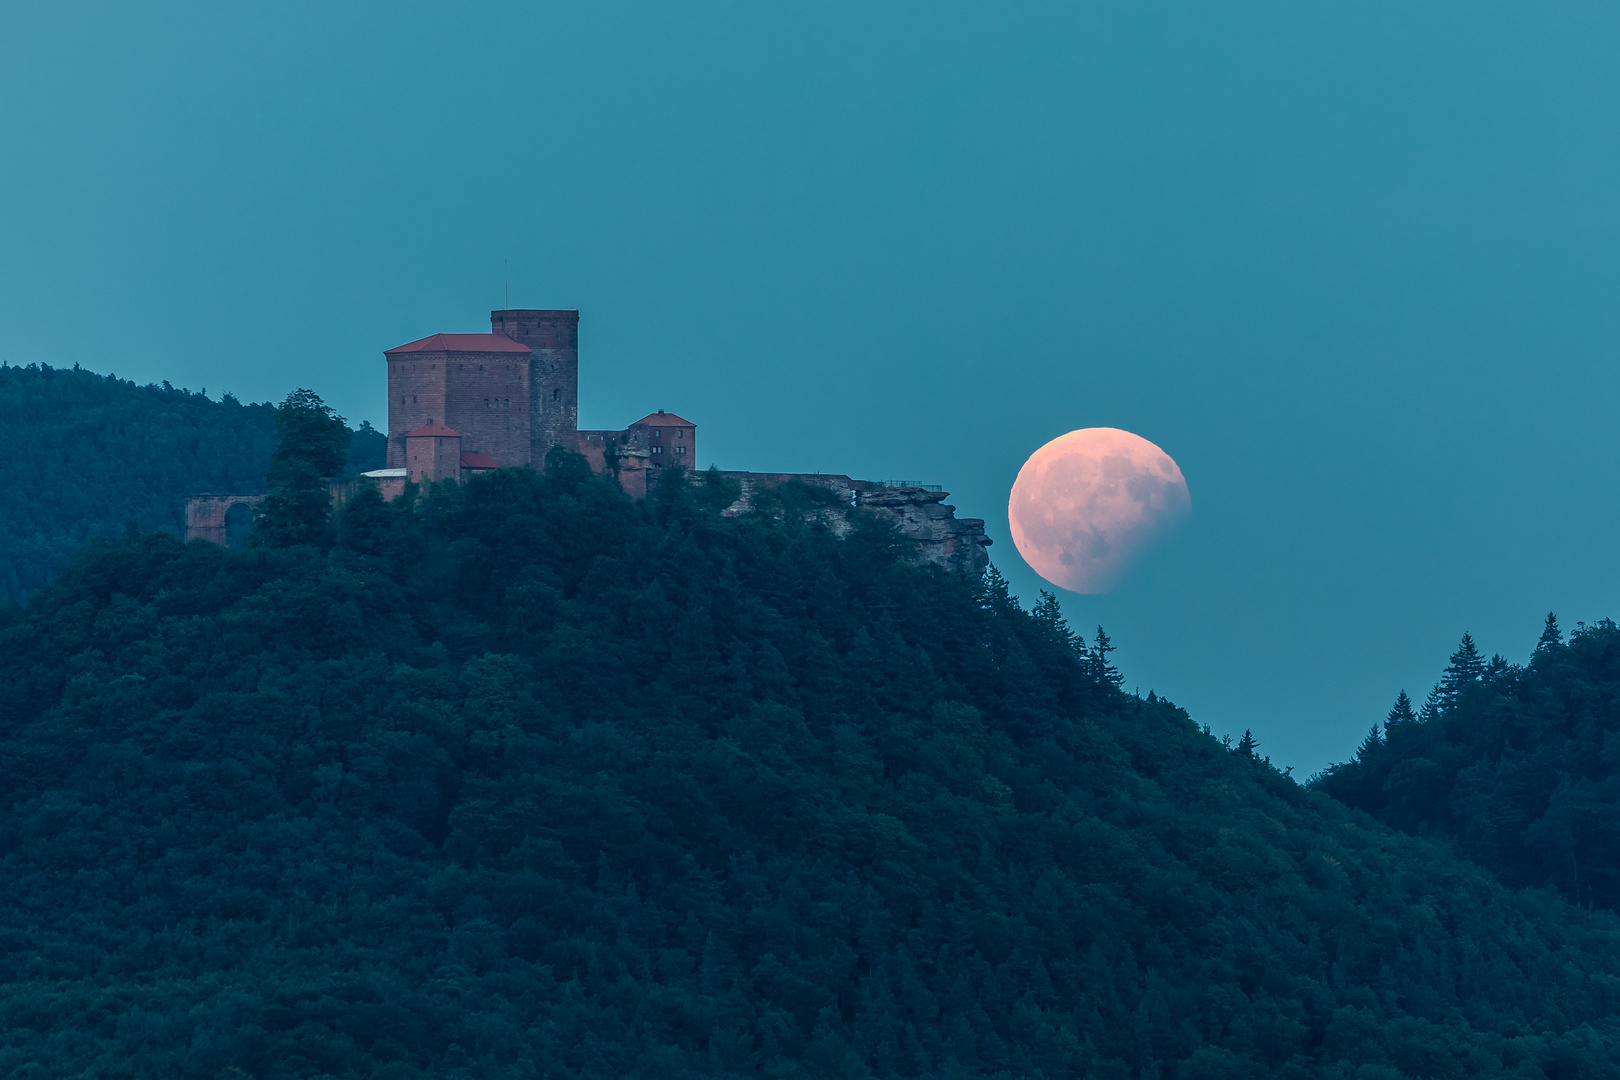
[4,1,1619,773]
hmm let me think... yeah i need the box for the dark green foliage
[345,420,387,477]
[270,387,352,479]
[2,464,1620,1076]
[0,367,386,602]
[1318,617,1620,915]
[703,464,744,511]
[0,364,276,602]
[251,390,352,549]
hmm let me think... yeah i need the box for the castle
[188,309,991,572]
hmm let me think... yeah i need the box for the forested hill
[1315,617,1620,914]
[2,456,1620,1077]
[0,363,383,602]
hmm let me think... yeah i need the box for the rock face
[856,485,993,575]
[706,472,992,576]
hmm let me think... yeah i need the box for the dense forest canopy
[2,445,1619,1079]
[0,364,383,602]
[1315,615,1620,915]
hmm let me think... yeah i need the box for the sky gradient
[4,1,1619,773]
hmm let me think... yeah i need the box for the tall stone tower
[491,309,579,463]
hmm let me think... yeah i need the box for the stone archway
[185,494,267,545]
[224,502,255,547]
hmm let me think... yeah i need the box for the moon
[1008,428,1190,594]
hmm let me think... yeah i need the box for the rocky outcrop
[706,472,991,576]
[855,485,992,575]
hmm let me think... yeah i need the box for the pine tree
[1031,591,1072,646]
[1420,684,1445,723]
[1536,612,1564,653]
[1386,690,1417,727]
[1357,724,1384,758]
[1432,632,1485,711]
[980,565,1012,612]
[1092,625,1123,690]
[1235,729,1259,758]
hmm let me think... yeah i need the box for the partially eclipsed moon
[1008,428,1190,594]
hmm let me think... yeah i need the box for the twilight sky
[4,2,1619,774]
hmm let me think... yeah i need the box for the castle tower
[490,309,579,464]
[383,333,533,468]
[405,422,463,484]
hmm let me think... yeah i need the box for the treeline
[1315,616,1620,914]
[0,421,1618,1076]
[0,363,383,602]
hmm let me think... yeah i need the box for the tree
[1093,625,1123,690]
[269,387,350,478]
[1357,725,1384,757]
[335,483,395,557]
[250,388,350,548]
[1385,690,1417,728]
[1235,729,1259,758]
[1536,612,1564,653]
[1031,591,1071,641]
[1427,632,1486,713]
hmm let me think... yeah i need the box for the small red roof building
[385,333,532,355]
[628,411,695,428]
[405,422,461,438]
[460,452,499,470]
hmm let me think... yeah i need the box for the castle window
[652,445,663,454]
[484,399,490,408]
[552,388,560,401]
[504,399,510,409]
[676,429,684,438]
[653,429,661,438]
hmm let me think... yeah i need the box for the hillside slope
[0,462,1618,1078]
[0,364,383,602]
[1315,618,1620,914]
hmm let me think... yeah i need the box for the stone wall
[492,309,580,462]
[386,349,532,468]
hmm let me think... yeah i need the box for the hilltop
[1315,616,1620,914]
[0,454,1617,1077]
[0,364,382,602]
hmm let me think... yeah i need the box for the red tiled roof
[385,333,531,355]
[628,411,695,428]
[460,452,499,469]
[405,422,461,438]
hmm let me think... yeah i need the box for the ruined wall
[185,494,265,546]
